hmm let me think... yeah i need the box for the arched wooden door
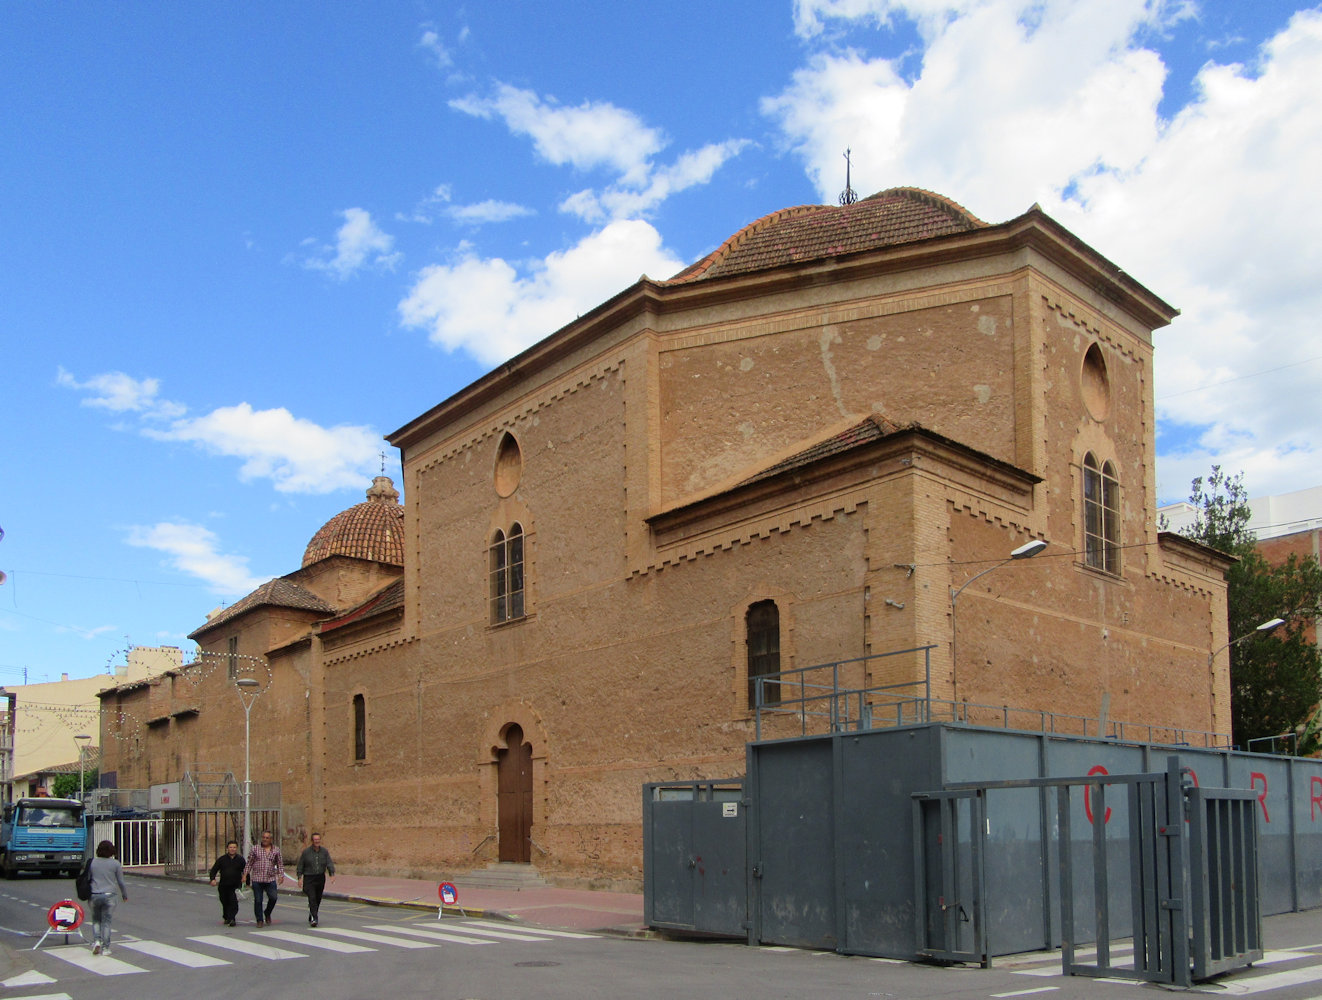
[496,724,533,862]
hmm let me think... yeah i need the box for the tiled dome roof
[668,187,986,283]
[301,476,404,568]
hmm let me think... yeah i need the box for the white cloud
[447,199,536,225]
[451,82,747,222]
[56,367,185,419]
[301,208,401,279]
[764,1,1322,499]
[61,370,383,494]
[451,83,665,184]
[126,522,268,596]
[399,219,686,366]
[560,140,752,224]
[418,27,452,69]
[145,403,384,494]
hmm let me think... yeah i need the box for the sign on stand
[438,881,465,918]
[33,899,87,950]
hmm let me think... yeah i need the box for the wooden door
[497,724,533,862]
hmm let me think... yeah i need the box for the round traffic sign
[47,899,84,930]
[438,882,458,905]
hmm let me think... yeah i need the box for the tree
[1177,468,1322,752]
[50,769,98,800]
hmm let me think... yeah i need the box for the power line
[1157,354,1322,401]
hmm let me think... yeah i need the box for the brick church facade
[98,188,1233,886]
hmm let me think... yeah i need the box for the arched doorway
[496,723,533,862]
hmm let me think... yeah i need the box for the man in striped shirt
[244,830,287,926]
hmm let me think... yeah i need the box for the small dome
[302,476,404,568]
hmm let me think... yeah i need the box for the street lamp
[235,678,263,856]
[74,734,92,802]
[950,539,1048,704]
[1209,617,1286,671]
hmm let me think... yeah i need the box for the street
[3,872,1322,999]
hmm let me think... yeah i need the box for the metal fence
[753,648,1234,749]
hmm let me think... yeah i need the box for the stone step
[454,863,550,890]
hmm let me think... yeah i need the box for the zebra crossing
[1,917,598,996]
[993,939,1322,996]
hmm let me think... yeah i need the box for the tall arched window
[747,600,781,709]
[1083,453,1120,573]
[353,693,367,761]
[489,523,525,623]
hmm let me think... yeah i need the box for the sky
[3,0,1321,685]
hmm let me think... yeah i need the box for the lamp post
[950,539,1048,705]
[74,734,92,802]
[235,678,262,855]
[1208,617,1286,747]
[1209,617,1286,669]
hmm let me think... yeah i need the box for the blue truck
[0,798,88,878]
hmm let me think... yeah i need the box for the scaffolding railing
[753,646,1234,749]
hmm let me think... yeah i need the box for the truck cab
[0,798,88,877]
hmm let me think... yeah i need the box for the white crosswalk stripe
[261,929,377,952]
[117,938,232,967]
[187,933,309,960]
[451,920,596,940]
[367,923,497,945]
[314,926,439,948]
[46,945,145,975]
[0,993,72,1000]
[368,922,549,942]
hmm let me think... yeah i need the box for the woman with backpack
[87,840,128,955]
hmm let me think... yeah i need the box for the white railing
[91,816,186,868]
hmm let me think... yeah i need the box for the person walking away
[88,840,128,955]
[208,840,246,926]
[244,830,287,926]
[295,832,335,927]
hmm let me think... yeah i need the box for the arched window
[747,600,781,709]
[489,523,525,623]
[353,693,366,761]
[1083,453,1120,573]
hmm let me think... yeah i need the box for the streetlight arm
[1208,617,1288,665]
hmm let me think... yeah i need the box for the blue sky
[3,1,1321,683]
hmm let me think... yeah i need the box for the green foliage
[1181,467,1322,753]
[50,769,98,800]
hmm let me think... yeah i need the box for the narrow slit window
[353,693,366,761]
[747,600,781,709]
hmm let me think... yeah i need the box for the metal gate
[939,756,1263,987]
[913,789,987,965]
[643,780,746,937]
[1188,784,1263,979]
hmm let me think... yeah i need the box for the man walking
[244,830,287,926]
[295,832,335,927]
[208,840,246,926]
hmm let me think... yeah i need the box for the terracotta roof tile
[302,476,405,568]
[669,187,985,283]
[736,415,908,488]
[189,578,336,639]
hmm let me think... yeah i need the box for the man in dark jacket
[295,832,335,927]
[208,840,246,926]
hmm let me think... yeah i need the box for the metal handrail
[754,647,1233,749]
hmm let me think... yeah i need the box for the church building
[98,188,1233,886]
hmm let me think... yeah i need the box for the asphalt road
[4,871,1322,1000]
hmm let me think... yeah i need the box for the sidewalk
[317,872,648,936]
